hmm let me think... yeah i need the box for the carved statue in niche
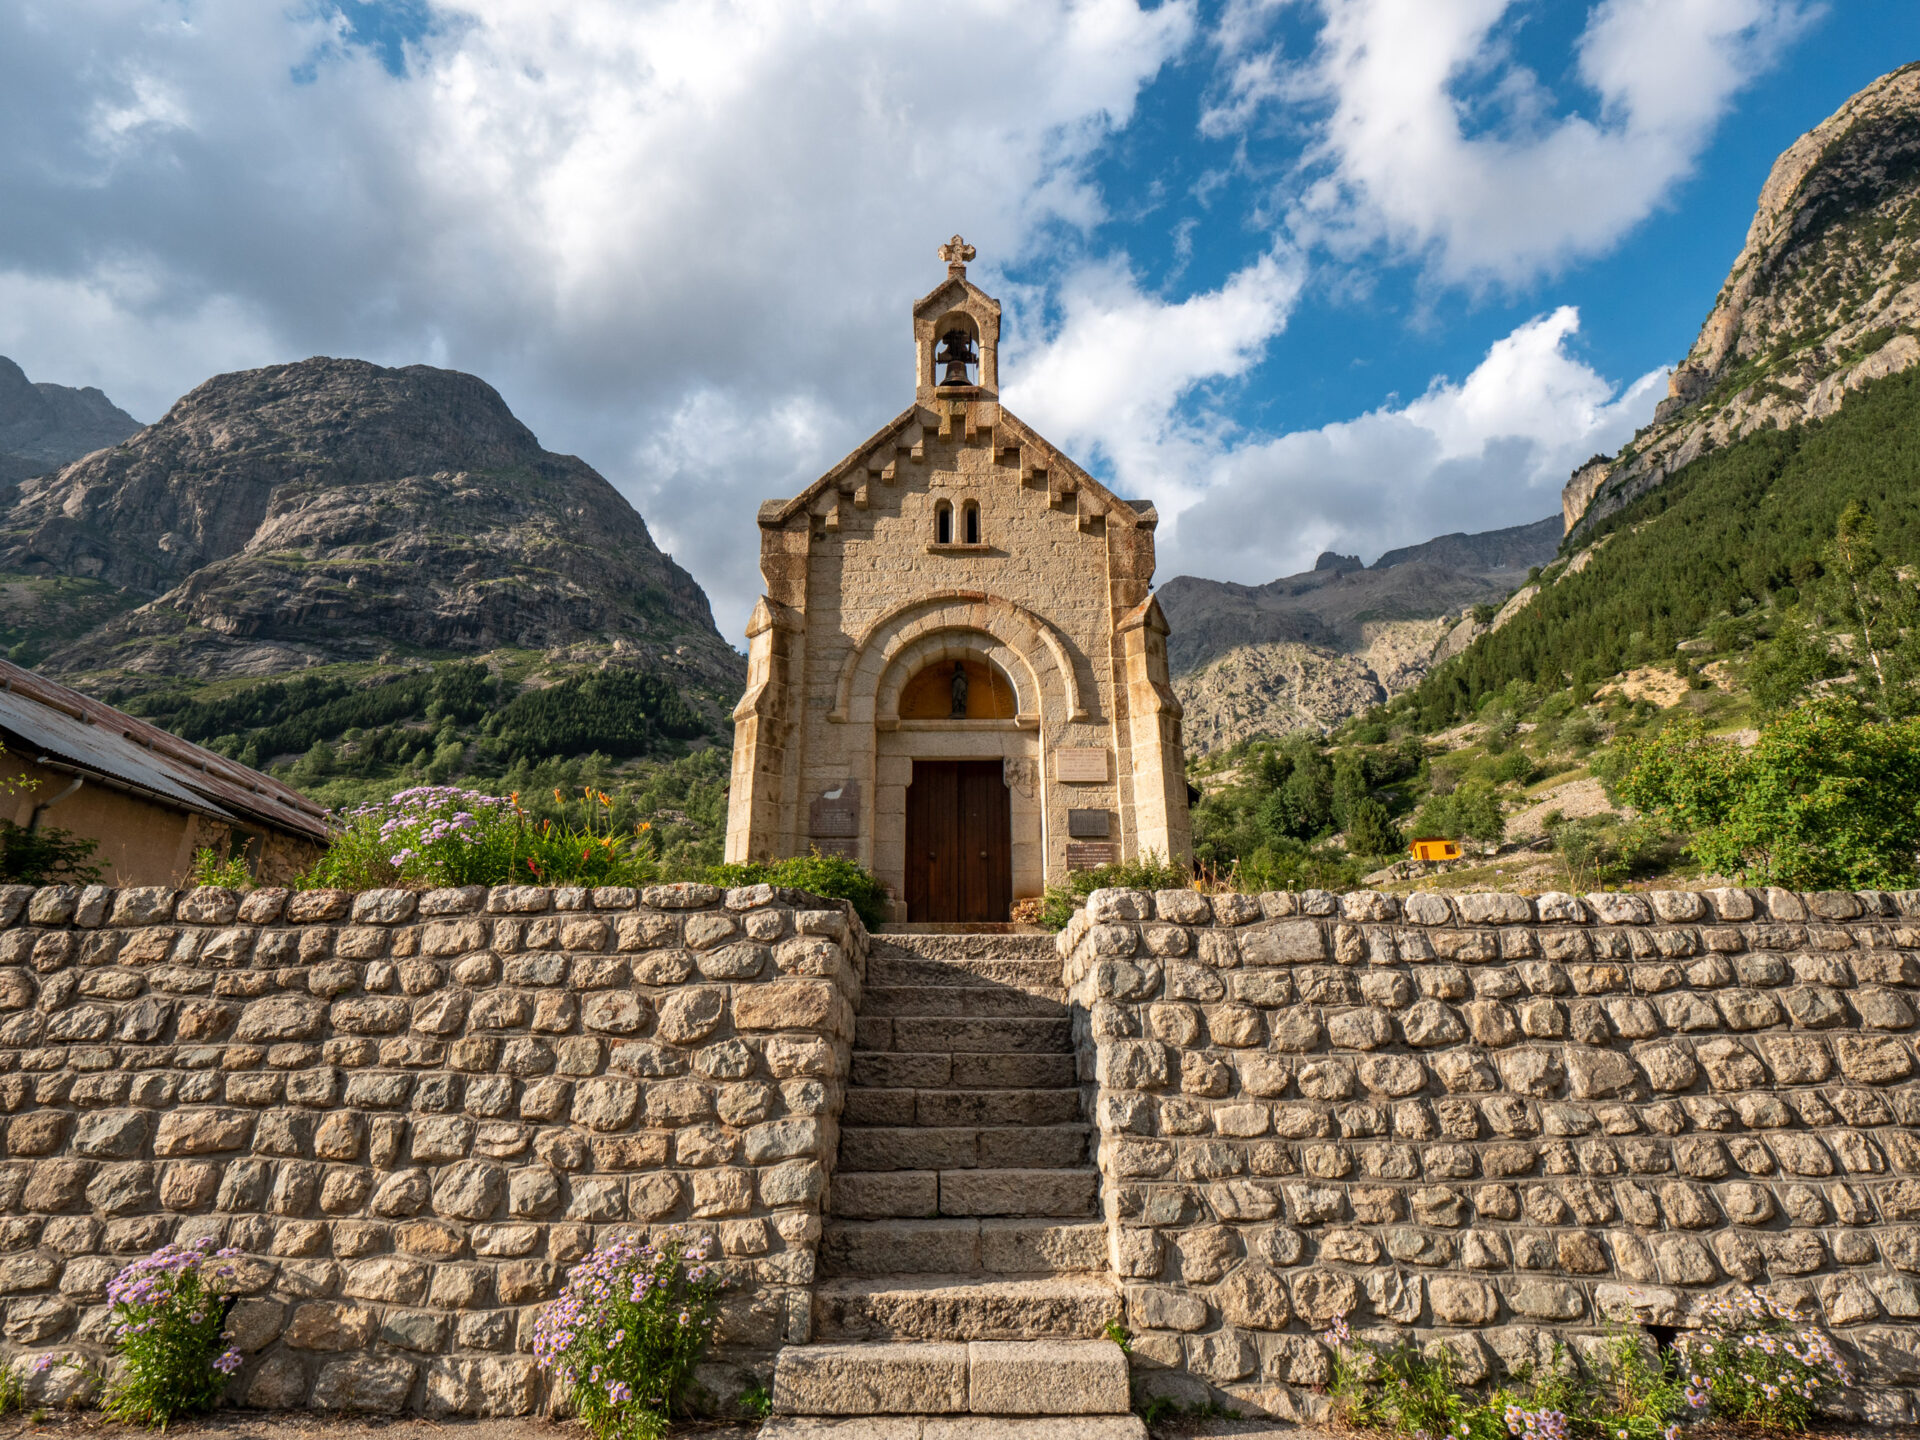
[949,661,969,717]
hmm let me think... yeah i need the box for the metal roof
[0,657,332,843]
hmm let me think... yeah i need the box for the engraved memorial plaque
[809,780,861,839]
[1067,808,1111,838]
[1066,842,1118,869]
[1054,748,1109,783]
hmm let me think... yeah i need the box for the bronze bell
[935,327,978,388]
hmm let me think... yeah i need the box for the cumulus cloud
[1003,245,1305,508]
[1152,306,1667,582]
[0,0,1196,634]
[1221,0,1817,284]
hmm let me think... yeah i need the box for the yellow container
[1409,838,1461,862]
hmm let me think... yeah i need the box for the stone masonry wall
[1061,885,1920,1425]
[0,880,862,1416]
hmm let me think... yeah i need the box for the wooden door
[905,760,1012,923]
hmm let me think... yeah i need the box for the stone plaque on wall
[1055,748,1110,783]
[809,781,861,839]
[1066,842,1117,869]
[1067,808,1111,838]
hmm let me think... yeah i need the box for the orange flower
[553,788,565,805]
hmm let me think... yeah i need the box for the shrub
[1231,840,1369,894]
[300,785,662,890]
[1321,1288,1848,1440]
[1676,1288,1851,1431]
[101,1239,244,1427]
[532,1233,722,1440]
[188,846,252,889]
[1410,780,1505,843]
[706,853,891,932]
[1036,853,1191,932]
[1607,701,1920,888]
[0,821,102,885]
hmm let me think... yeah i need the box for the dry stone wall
[0,880,862,1416]
[1061,884,1920,1424]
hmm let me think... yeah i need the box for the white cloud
[1003,246,1305,503]
[1152,306,1667,582]
[1221,0,1816,284]
[0,0,1196,636]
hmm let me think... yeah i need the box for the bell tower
[914,235,1000,404]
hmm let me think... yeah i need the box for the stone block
[774,1342,968,1415]
[968,1340,1129,1414]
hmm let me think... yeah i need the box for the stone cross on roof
[938,234,976,276]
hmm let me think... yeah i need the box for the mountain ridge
[1564,62,1920,537]
[0,357,743,710]
[0,355,140,488]
[1158,515,1560,753]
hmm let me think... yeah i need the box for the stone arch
[876,631,1033,723]
[830,590,1087,725]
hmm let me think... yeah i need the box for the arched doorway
[896,653,1018,922]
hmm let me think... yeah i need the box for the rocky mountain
[0,358,743,708]
[1565,62,1920,536]
[0,356,140,489]
[1160,515,1559,753]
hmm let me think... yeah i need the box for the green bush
[188,847,252,889]
[1232,840,1370,894]
[532,1234,721,1440]
[1409,780,1505,843]
[706,853,891,932]
[100,1239,245,1427]
[1036,854,1191,932]
[0,821,102,885]
[1607,700,1920,888]
[300,785,661,890]
[1546,814,1672,891]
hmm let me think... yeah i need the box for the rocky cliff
[1565,63,1920,535]
[0,356,139,489]
[0,359,743,701]
[1160,517,1558,753]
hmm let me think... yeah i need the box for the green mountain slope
[1412,365,1920,726]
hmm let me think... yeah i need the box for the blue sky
[2,1,1916,641]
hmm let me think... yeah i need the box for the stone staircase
[769,933,1139,1434]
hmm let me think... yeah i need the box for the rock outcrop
[0,358,742,699]
[1565,63,1920,536]
[0,355,139,489]
[1159,517,1558,752]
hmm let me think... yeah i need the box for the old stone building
[726,239,1191,922]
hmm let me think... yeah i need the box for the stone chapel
[724,238,1191,922]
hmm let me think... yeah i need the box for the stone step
[865,957,1065,991]
[860,985,1067,1018]
[837,1125,1090,1173]
[869,934,1062,964]
[829,1168,1099,1220]
[772,1340,1130,1418]
[843,1087,1083,1128]
[858,1016,1073,1054]
[812,1277,1122,1343]
[849,1052,1077,1091]
[761,1417,1146,1439]
[820,1218,1108,1277]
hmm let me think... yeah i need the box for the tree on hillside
[1818,502,1920,712]
[1608,701,1920,888]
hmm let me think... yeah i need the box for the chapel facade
[724,238,1190,922]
